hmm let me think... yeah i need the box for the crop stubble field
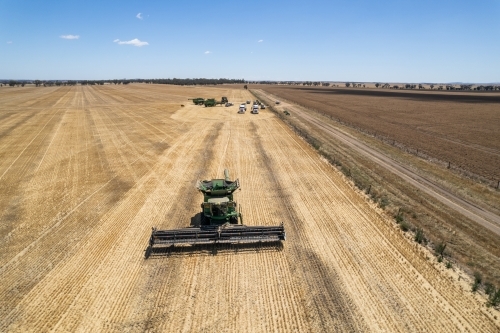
[0,85,499,332]
[258,85,500,184]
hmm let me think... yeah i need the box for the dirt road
[254,89,500,236]
[1,85,498,332]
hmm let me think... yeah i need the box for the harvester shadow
[189,212,203,227]
[146,241,284,259]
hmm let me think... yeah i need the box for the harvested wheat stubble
[0,85,498,332]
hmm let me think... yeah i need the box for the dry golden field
[1,84,499,332]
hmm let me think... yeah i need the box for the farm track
[0,85,498,332]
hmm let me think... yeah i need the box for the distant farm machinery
[189,97,228,107]
[145,169,285,258]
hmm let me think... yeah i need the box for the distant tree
[375,83,380,88]
[418,84,423,89]
[405,84,410,89]
[244,85,248,89]
[345,82,350,87]
[9,80,17,87]
[21,82,25,87]
[430,84,434,89]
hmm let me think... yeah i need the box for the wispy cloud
[258,39,263,43]
[136,13,143,19]
[204,51,211,54]
[60,35,80,40]
[114,38,149,47]
[7,41,12,44]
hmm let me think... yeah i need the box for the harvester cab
[145,169,285,258]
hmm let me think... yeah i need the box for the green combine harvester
[146,169,285,257]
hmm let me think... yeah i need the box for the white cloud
[136,13,143,19]
[258,39,263,42]
[114,38,149,47]
[7,41,12,44]
[204,51,211,54]
[60,35,80,40]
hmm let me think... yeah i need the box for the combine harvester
[146,169,285,258]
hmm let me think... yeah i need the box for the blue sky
[1,0,499,82]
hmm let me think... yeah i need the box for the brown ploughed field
[1,85,499,332]
[256,85,500,183]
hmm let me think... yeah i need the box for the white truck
[251,104,259,114]
[238,104,247,113]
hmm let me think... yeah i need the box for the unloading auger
[145,170,285,257]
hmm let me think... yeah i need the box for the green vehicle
[204,98,218,107]
[189,98,205,105]
[145,169,285,257]
[198,169,242,225]
[204,97,228,107]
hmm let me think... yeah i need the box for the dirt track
[1,85,499,332]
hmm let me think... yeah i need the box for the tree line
[0,78,245,87]
[2,79,499,91]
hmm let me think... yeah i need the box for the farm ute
[146,169,285,257]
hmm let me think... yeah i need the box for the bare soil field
[1,85,499,332]
[255,85,500,184]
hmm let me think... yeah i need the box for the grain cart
[204,97,229,107]
[146,169,285,257]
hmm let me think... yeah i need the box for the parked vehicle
[238,104,246,113]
